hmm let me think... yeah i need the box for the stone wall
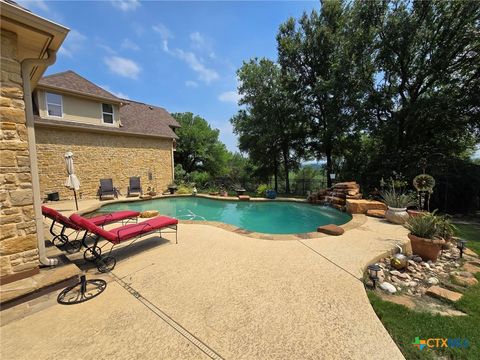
[35,127,174,200]
[1,30,39,279]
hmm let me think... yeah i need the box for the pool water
[96,197,352,234]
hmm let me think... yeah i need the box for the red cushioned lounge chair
[70,213,178,272]
[41,206,140,253]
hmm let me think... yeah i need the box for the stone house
[33,70,180,200]
[1,0,68,284]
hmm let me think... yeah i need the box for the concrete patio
[1,198,408,359]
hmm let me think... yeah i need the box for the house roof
[35,115,179,140]
[37,70,121,103]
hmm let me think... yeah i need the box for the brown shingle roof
[119,99,180,137]
[38,70,121,102]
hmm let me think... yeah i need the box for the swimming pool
[95,197,352,234]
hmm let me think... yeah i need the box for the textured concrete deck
[1,198,407,360]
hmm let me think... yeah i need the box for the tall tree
[172,112,229,177]
[232,58,306,193]
[277,0,375,187]
[368,0,480,162]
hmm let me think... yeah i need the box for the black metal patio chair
[127,176,143,197]
[99,178,119,200]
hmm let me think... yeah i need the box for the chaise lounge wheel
[65,240,82,254]
[53,234,68,247]
[97,256,116,273]
[83,246,101,262]
[57,275,107,305]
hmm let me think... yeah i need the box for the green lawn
[368,221,480,359]
[454,222,480,255]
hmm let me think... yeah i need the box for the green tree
[366,0,480,163]
[232,58,306,193]
[172,112,229,177]
[277,0,376,187]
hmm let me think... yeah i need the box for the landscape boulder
[317,224,345,236]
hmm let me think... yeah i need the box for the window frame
[45,92,63,118]
[101,103,115,125]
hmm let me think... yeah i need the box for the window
[102,103,114,124]
[46,92,63,117]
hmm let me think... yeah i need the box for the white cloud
[185,80,198,88]
[153,23,174,52]
[190,32,205,47]
[103,56,141,79]
[17,0,49,11]
[100,85,129,99]
[154,25,219,84]
[174,49,219,83]
[218,91,241,104]
[153,23,173,41]
[121,38,140,51]
[58,30,87,58]
[111,0,140,11]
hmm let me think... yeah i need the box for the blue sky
[19,0,319,152]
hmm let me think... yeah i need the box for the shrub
[176,184,193,194]
[381,189,416,208]
[190,171,211,188]
[256,184,268,197]
[435,215,457,240]
[404,212,438,239]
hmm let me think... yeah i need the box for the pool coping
[77,193,366,240]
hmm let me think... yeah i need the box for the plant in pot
[381,179,415,224]
[167,183,177,194]
[435,214,457,249]
[404,212,445,262]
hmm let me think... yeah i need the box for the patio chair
[99,178,119,200]
[70,213,178,273]
[127,176,142,197]
[41,206,140,253]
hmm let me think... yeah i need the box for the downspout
[21,50,58,266]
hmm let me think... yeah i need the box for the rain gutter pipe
[21,50,58,266]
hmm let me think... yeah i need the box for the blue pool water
[95,197,352,234]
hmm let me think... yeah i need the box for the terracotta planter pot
[408,233,445,262]
[407,209,428,217]
[385,207,409,224]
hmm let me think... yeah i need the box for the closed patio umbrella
[64,151,80,210]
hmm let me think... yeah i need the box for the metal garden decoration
[413,174,435,211]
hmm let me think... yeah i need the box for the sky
[18,0,320,153]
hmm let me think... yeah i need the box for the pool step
[238,195,250,201]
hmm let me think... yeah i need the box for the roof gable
[38,70,121,102]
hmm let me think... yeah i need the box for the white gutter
[21,50,58,266]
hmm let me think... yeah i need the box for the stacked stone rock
[308,181,361,211]
[1,30,39,278]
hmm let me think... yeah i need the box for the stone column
[0,30,39,282]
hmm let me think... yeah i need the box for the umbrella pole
[73,190,79,211]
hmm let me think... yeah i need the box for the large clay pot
[385,206,409,224]
[408,233,445,262]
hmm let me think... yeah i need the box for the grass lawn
[454,222,480,255]
[368,221,480,359]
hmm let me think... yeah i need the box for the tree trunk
[273,157,278,193]
[282,147,290,194]
[326,146,332,188]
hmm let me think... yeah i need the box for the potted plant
[381,183,415,224]
[167,183,177,194]
[233,184,246,196]
[404,212,445,261]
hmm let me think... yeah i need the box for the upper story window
[46,92,63,117]
[102,103,114,124]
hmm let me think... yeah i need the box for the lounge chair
[127,176,142,197]
[99,178,119,200]
[41,206,140,253]
[70,213,178,272]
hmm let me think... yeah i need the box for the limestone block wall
[0,30,39,278]
[35,127,174,200]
